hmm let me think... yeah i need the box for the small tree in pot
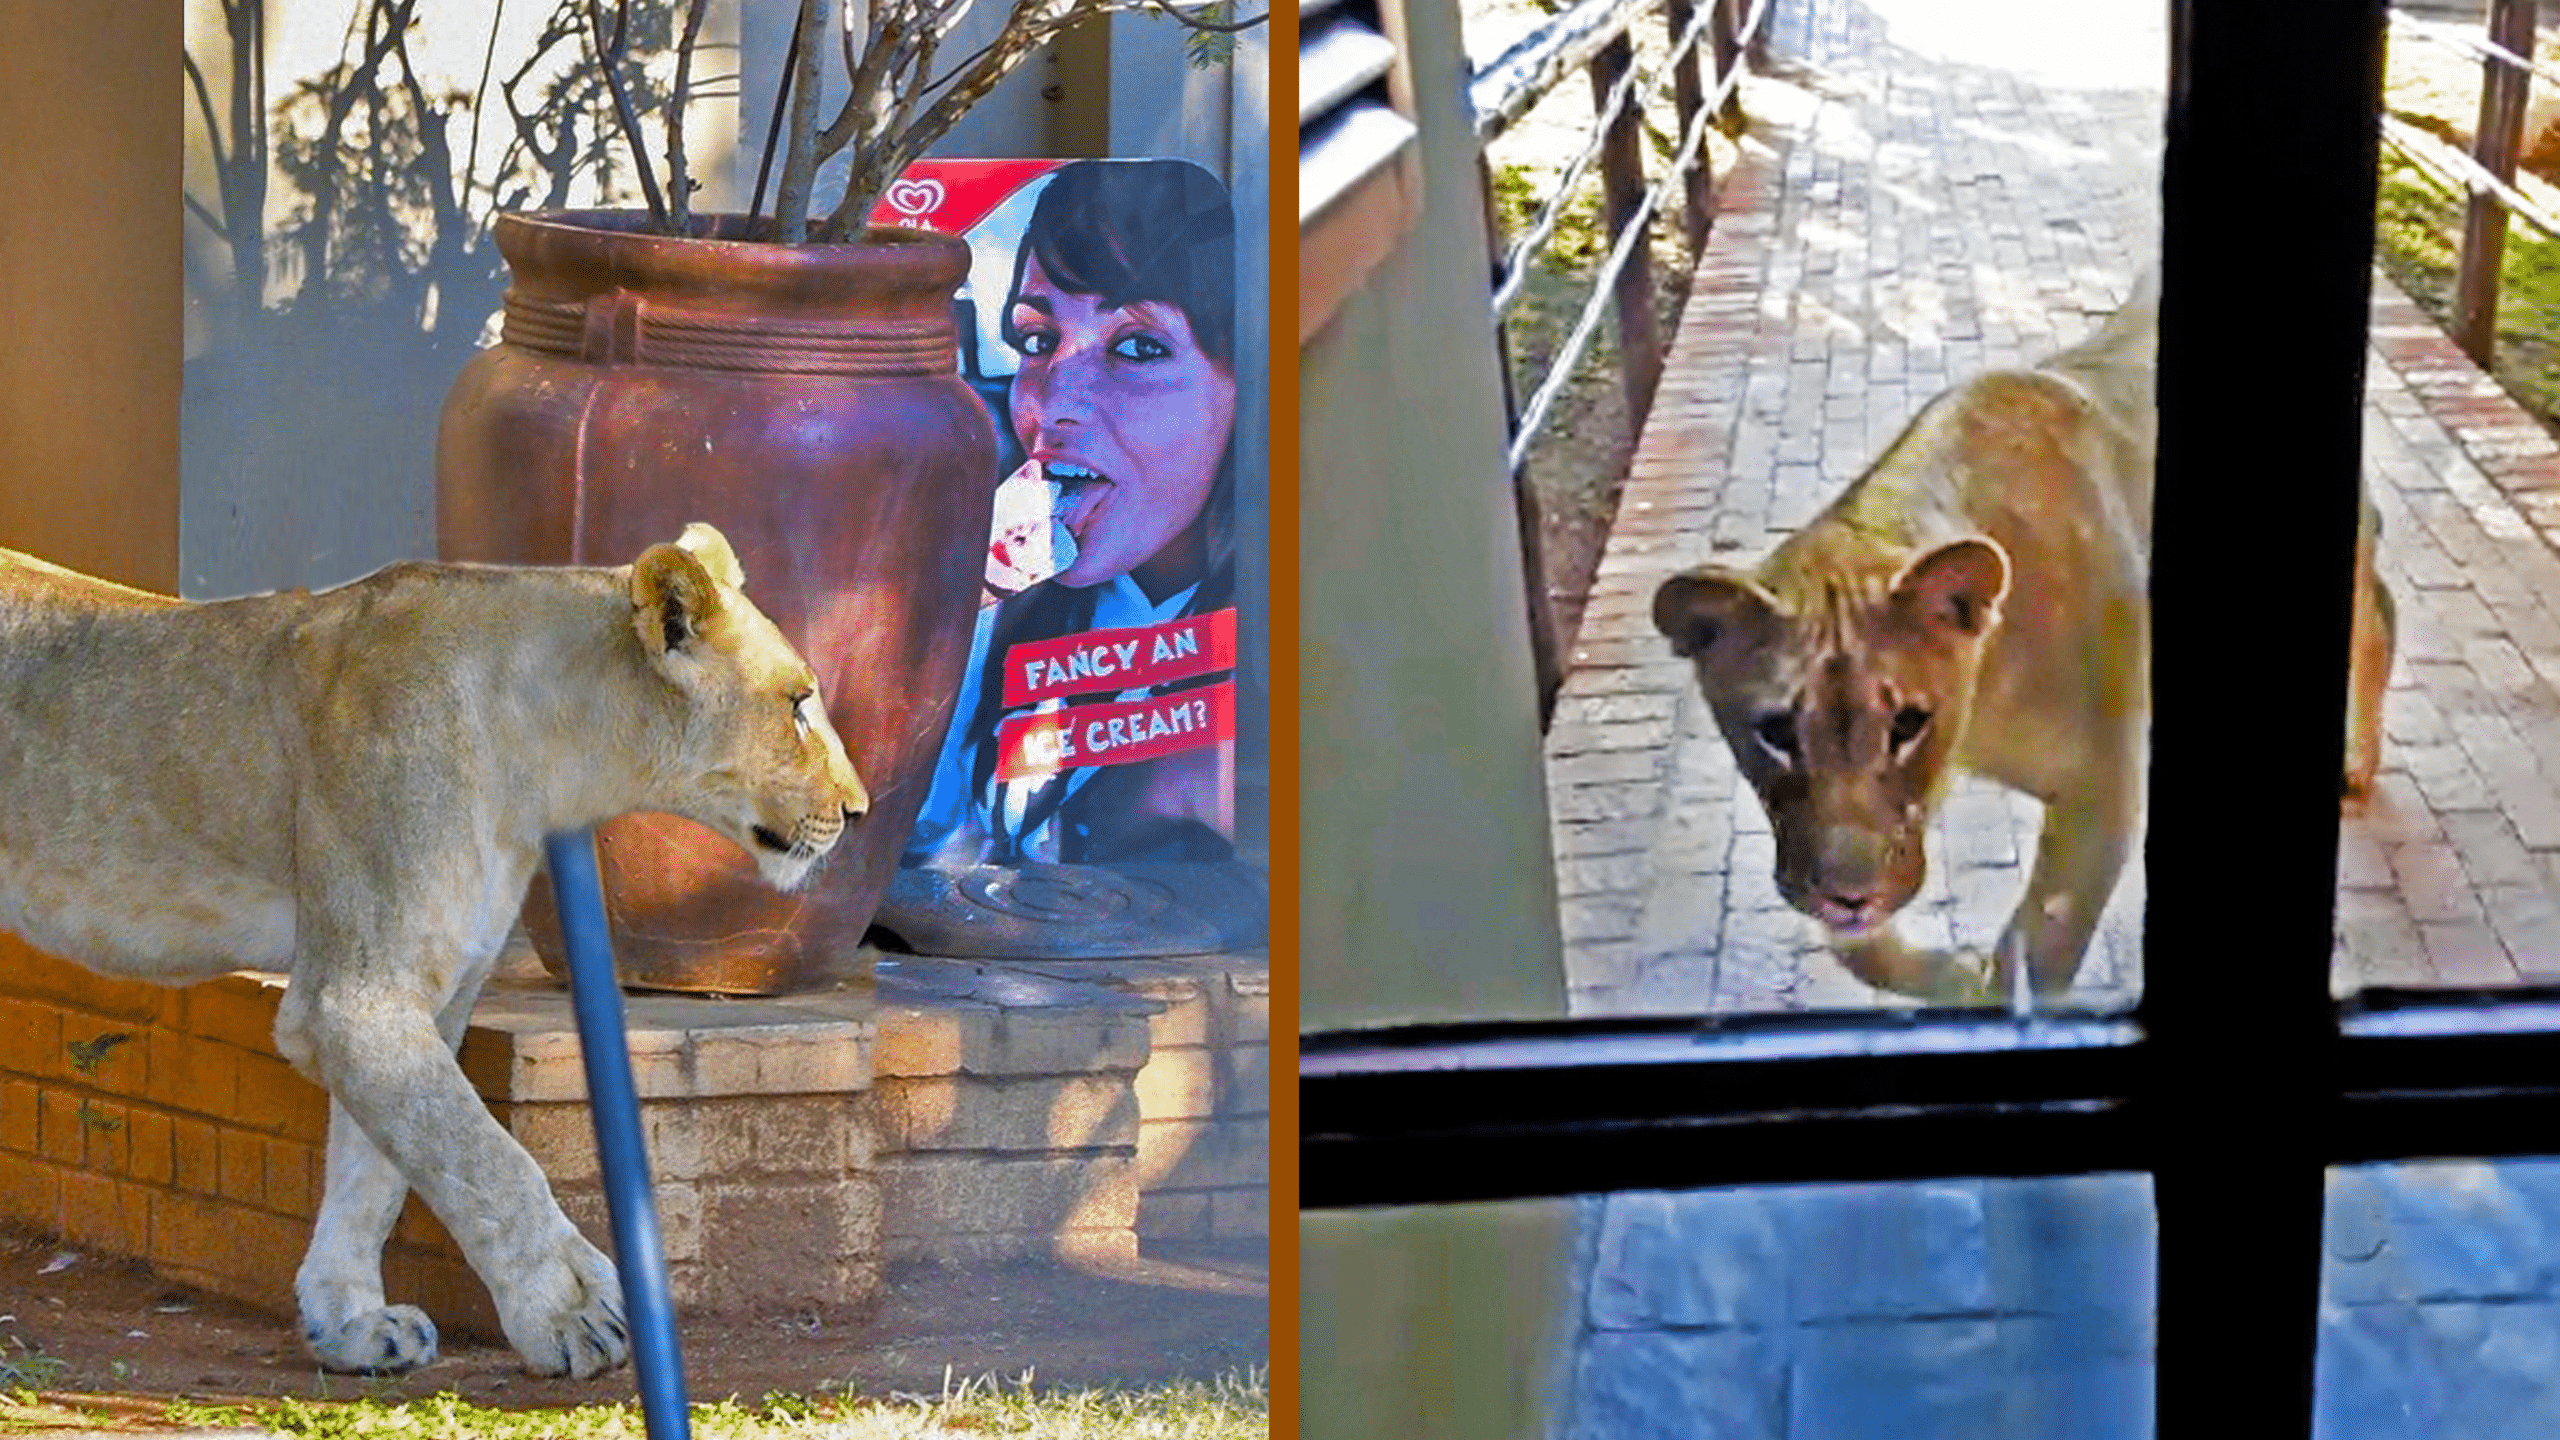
[577,0,1259,240]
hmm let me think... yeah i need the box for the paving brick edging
[2370,282,2560,538]
[1543,143,1782,1010]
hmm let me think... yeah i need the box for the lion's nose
[841,803,864,826]
[1811,887,1892,933]
[1820,889,1880,921]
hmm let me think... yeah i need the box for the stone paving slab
[1542,0,2560,1434]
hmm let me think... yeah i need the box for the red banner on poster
[993,681,1236,783]
[868,160,1066,234]
[1000,608,1238,708]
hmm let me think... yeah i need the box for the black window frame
[1295,2,2551,1432]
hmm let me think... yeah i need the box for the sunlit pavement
[1542,0,2560,1434]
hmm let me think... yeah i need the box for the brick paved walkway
[1543,0,2560,1435]
[1545,0,2560,1017]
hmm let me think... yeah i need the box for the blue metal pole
[544,829,690,1440]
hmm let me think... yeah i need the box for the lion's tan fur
[1656,282,2393,1002]
[0,526,865,1377]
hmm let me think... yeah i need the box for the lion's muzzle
[1783,821,1923,936]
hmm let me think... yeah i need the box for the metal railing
[2382,1,2558,365]
[1468,0,1770,717]
[1478,0,1767,472]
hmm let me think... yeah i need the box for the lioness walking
[1653,279,2393,1003]
[0,524,866,1377]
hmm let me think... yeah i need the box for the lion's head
[1652,538,2009,938]
[628,524,869,892]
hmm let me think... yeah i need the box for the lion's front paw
[1833,932,2000,1005]
[1913,951,2000,1006]
[305,1303,439,1375]
[499,1230,629,1379]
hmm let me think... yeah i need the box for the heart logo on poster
[885,178,947,217]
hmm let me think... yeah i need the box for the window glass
[1565,1177,2154,1437]
[1313,1166,2560,1439]
[2320,1160,2560,1434]
[2339,14,2560,995]
[1540,0,2165,1017]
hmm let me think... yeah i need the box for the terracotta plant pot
[438,210,997,994]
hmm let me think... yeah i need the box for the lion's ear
[675,522,746,592]
[1891,538,2010,638]
[1653,569,1777,660]
[631,542,724,665]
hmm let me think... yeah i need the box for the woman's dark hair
[1000,159,1236,369]
[1000,159,1238,587]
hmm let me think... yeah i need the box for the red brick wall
[0,950,883,1337]
[0,950,319,1312]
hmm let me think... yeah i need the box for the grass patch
[153,1369,1267,1440]
[0,1338,65,1392]
[2377,152,2560,431]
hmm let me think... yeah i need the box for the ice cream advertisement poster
[888,158,1243,868]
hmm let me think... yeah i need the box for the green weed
[160,1367,1268,1440]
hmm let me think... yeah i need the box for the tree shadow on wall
[181,0,696,598]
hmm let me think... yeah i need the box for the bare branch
[840,0,869,81]
[183,190,231,240]
[584,0,668,224]
[772,0,834,240]
[459,0,509,218]
[667,0,712,229]
[750,0,814,225]
[1144,0,1267,31]
[821,0,916,157]
[868,0,1084,159]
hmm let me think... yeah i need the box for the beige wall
[0,0,189,1183]
[1298,0,1565,1031]
[0,0,183,593]
[1296,0,1575,1427]
[1305,1203,1581,1440]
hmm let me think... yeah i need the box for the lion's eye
[1752,712,1799,763]
[789,690,814,735]
[1890,706,1932,751]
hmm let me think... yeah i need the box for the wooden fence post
[1479,153,1567,723]
[1710,0,1744,129]
[2456,0,2538,366]
[1665,0,1713,246]
[1590,33,1663,430]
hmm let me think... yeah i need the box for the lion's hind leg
[276,913,628,1381]
[281,976,628,1379]
[287,950,499,1375]
[297,1101,440,1374]
[2345,496,2395,806]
